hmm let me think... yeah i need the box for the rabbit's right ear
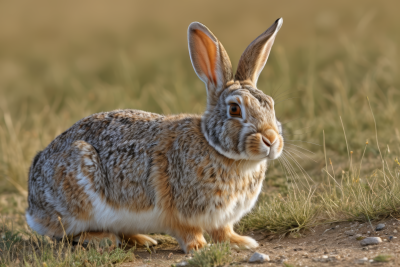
[188,22,233,108]
[235,18,283,87]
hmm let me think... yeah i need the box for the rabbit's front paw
[210,224,259,249]
[230,235,259,249]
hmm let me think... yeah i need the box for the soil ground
[126,218,400,266]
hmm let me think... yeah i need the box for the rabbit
[26,18,284,253]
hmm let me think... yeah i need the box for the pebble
[360,237,382,246]
[336,225,340,228]
[394,229,398,233]
[248,252,270,263]
[376,223,385,231]
[175,261,189,267]
[344,230,355,236]
[355,257,369,264]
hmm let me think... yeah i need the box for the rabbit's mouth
[260,130,283,160]
[262,136,272,147]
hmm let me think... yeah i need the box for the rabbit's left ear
[188,22,233,108]
[235,18,283,86]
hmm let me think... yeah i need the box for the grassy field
[1,0,400,266]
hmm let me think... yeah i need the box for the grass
[373,255,392,263]
[1,0,400,265]
[186,243,232,267]
[0,224,135,267]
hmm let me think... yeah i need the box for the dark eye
[229,103,242,118]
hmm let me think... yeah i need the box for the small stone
[336,225,340,228]
[394,229,398,233]
[176,261,189,267]
[367,231,370,234]
[376,223,385,231]
[360,237,382,246]
[384,239,388,242]
[248,252,270,263]
[322,255,328,259]
[389,236,394,241]
[355,257,369,264]
[351,223,359,228]
[344,230,355,236]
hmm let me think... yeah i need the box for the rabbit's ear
[235,18,283,86]
[188,22,233,107]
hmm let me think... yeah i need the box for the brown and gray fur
[26,18,284,252]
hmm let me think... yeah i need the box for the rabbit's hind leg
[26,140,103,239]
[209,224,258,249]
[119,234,158,247]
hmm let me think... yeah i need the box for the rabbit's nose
[262,129,278,147]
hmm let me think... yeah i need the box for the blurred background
[0,0,399,194]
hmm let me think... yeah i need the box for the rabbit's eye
[229,103,242,118]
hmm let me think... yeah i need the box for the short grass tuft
[187,243,232,267]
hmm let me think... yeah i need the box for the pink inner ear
[192,29,217,85]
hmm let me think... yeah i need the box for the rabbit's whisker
[277,156,292,181]
[284,147,317,163]
[284,140,321,146]
[284,143,316,155]
[271,87,296,99]
[270,85,283,99]
[280,154,303,190]
[284,151,314,184]
[282,132,314,137]
[280,154,299,181]
[281,153,309,189]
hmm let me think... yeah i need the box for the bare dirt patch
[127,219,400,266]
